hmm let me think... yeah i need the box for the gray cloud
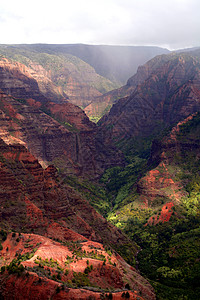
[0,0,199,49]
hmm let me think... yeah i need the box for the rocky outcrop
[0,91,123,178]
[0,232,155,299]
[84,85,133,121]
[0,138,155,299]
[0,45,170,120]
[26,98,96,131]
[0,134,125,246]
[0,46,118,108]
[135,113,200,224]
[40,44,168,85]
[0,57,66,103]
[99,53,200,145]
[60,74,102,108]
[84,53,171,120]
[0,55,124,178]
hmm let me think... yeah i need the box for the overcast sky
[0,0,199,50]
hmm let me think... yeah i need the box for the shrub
[125,283,130,290]
[125,291,130,298]
[57,273,61,280]
[64,269,69,276]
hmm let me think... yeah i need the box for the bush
[125,283,130,290]
[0,230,7,241]
[57,273,61,280]
[6,260,25,275]
[125,292,130,298]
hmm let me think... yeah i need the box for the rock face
[26,98,96,132]
[0,44,169,119]
[0,56,124,178]
[84,54,170,120]
[0,90,123,178]
[0,46,118,108]
[0,57,66,103]
[84,85,133,121]
[0,137,155,299]
[84,52,174,120]
[37,44,169,85]
[0,116,126,247]
[99,52,200,145]
[135,113,200,224]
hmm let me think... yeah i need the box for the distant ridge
[4,43,169,84]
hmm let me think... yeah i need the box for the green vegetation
[16,248,38,262]
[4,259,25,275]
[103,113,200,299]
[89,116,102,123]
[34,257,63,270]
[63,176,110,216]
[0,229,7,241]
[63,240,106,262]
[101,156,147,210]
[0,45,118,96]
[71,271,92,287]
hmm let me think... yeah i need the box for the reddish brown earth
[0,51,118,109]
[62,74,103,108]
[0,232,155,299]
[0,134,156,298]
[84,86,133,120]
[145,202,175,226]
[0,201,155,299]
[0,57,67,103]
[0,90,123,178]
[84,52,171,120]
[137,161,185,209]
[0,271,145,300]
[26,98,95,132]
[99,53,200,144]
[135,114,200,225]
[0,134,125,247]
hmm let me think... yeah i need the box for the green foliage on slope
[0,45,118,97]
[62,175,111,216]
[103,113,200,299]
[101,156,148,211]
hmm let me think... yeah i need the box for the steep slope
[107,113,200,299]
[0,56,67,103]
[97,53,200,298]
[98,52,200,212]
[0,128,126,249]
[0,44,169,119]
[0,90,123,179]
[85,53,171,121]
[0,135,155,299]
[23,44,169,85]
[99,52,200,149]
[0,232,151,300]
[0,45,118,108]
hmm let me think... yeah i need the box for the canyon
[0,45,200,299]
[0,56,124,179]
[0,130,154,299]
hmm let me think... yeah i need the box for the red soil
[145,202,175,226]
[0,232,155,299]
